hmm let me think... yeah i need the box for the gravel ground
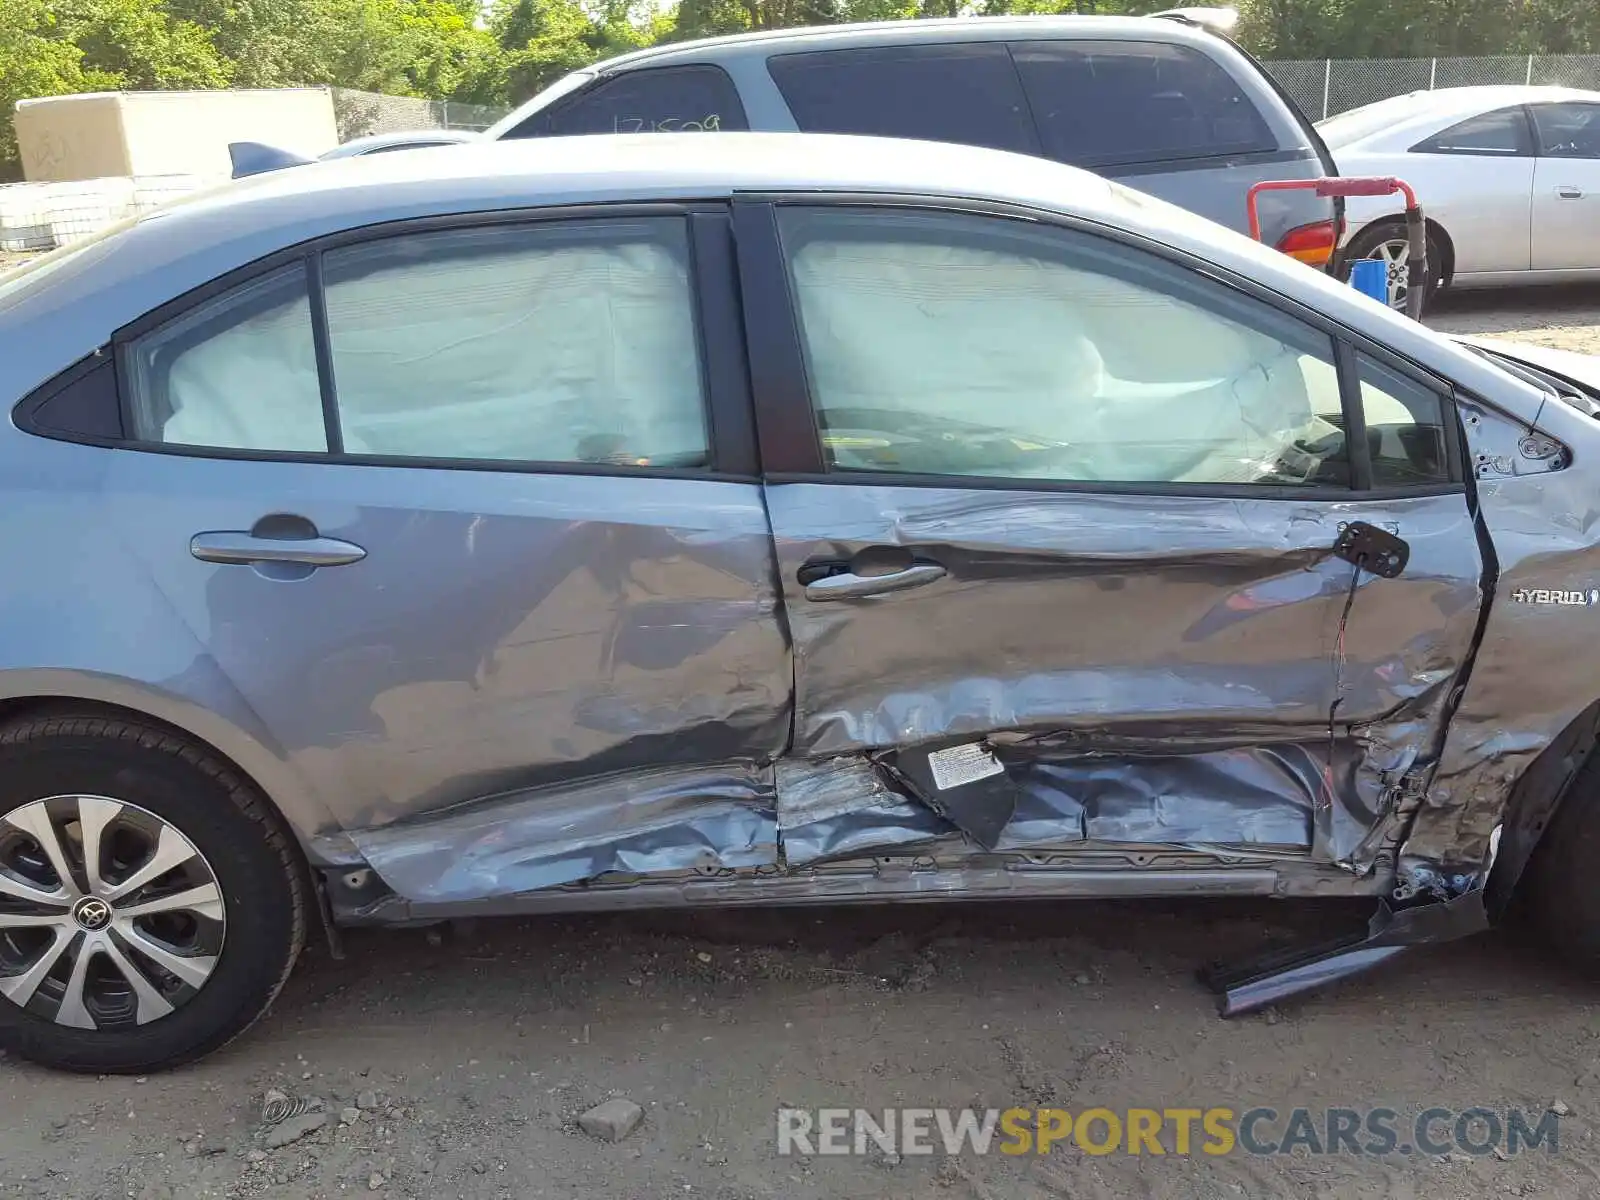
[1427,283,1600,352]
[3,904,1600,1200]
[1,283,1599,1200]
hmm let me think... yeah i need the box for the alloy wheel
[1367,238,1412,311]
[0,796,225,1030]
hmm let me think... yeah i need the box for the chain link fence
[1265,54,1600,121]
[329,88,507,141]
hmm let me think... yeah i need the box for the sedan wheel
[0,715,305,1073]
[1345,221,1442,314]
[0,796,226,1030]
[1368,237,1414,311]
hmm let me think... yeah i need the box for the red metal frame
[1247,175,1428,319]
[1246,177,1420,245]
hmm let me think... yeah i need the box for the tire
[1344,221,1443,315]
[1515,750,1600,975]
[0,714,306,1073]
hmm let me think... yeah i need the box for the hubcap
[1368,239,1414,311]
[0,796,225,1030]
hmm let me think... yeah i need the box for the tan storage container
[14,89,339,182]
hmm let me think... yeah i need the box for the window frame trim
[99,201,757,482]
[734,192,1464,500]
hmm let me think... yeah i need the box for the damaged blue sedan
[2,133,1598,1073]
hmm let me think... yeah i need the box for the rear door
[738,197,1485,867]
[105,207,791,899]
[1530,100,1600,271]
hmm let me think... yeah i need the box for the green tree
[56,0,232,90]
[1,0,223,180]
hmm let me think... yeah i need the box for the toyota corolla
[1,134,1598,1073]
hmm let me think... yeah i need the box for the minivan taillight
[1275,220,1339,268]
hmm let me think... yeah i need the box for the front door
[107,209,791,897]
[742,199,1484,868]
[1531,100,1600,271]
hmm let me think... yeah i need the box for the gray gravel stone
[262,1111,328,1150]
[577,1098,644,1143]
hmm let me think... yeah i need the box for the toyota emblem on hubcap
[72,897,112,931]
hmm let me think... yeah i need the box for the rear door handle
[190,531,367,567]
[803,562,946,601]
[1556,186,1585,199]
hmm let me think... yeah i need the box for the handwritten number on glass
[612,114,724,133]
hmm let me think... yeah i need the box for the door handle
[1556,186,1584,199]
[190,531,367,567]
[803,562,946,601]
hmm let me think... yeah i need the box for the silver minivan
[486,13,1342,262]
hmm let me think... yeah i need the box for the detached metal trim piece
[1200,891,1489,1016]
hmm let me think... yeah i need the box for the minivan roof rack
[1149,7,1240,33]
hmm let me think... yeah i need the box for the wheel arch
[0,687,346,954]
[0,677,338,853]
[1484,698,1600,919]
[1349,213,1457,286]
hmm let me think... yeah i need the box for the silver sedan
[2,133,1600,1073]
[1322,85,1600,308]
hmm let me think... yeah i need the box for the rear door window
[503,65,748,137]
[1412,107,1534,156]
[1011,40,1276,168]
[767,43,1039,156]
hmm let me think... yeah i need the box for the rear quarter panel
[1337,148,1535,276]
[1109,154,1330,243]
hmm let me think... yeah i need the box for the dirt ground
[2,286,1600,1200]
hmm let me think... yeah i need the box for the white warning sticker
[926,743,1004,791]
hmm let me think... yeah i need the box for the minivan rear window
[767,43,1039,156]
[502,65,749,137]
[1011,40,1276,168]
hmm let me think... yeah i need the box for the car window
[1412,107,1533,156]
[766,43,1038,156]
[500,66,748,137]
[1011,40,1276,168]
[321,219,708,465]
[775,207,1350,488]
[125,219,711,468]
[127,264,327,452]
[1531,102,1600,159]
[1357,354,1452,486]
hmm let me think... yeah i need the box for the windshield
[1464,343,1600,415]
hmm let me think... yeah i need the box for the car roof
[1318,85,1600,147]
[0,131,1547,429]
[322,130,480,158]
[583,15,1218,72]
